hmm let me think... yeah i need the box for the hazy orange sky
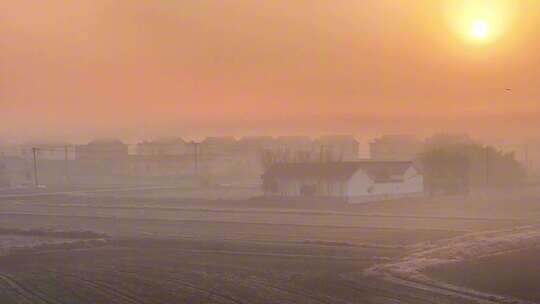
[1,0,539,142]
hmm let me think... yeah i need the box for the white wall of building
[399,166,424,194]
[270,166,424,203]
[347,166,424,200]
[346,170,374,197]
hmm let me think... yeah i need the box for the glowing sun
[445,0,518,44]
[471,20,490,39]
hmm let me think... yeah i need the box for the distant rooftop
[371,135,419,143]
[87,138,125,145]
[318,135,358,143]
[275,136,312,144]
[202,136,237,144]
[238,136,274,143]
[139,137,186,145]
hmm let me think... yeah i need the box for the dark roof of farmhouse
[263,161,413,182]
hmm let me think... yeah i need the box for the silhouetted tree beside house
[420,139,525,194]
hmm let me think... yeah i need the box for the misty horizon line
[2,110,539,145]
[1,132,536,148]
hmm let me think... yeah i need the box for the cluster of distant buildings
[0,135,361,187]
[0,135,360,161]
[0,134,432,165]
[2,134,536,202]
[136,135,360,161]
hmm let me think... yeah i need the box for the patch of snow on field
[0,235,70,256]
[0,235,108,258]
[366,225,540,304]
[368,225,540,278]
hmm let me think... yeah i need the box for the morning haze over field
[1,1,540,304]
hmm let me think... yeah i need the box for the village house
[369,135,423,161]
[0,144,23,158]
[136,137,193,156]
[262,161,424,203]
[237,136,276,151]
[275,136,312,151]
[200,136,238,156]
[270,136,313,162]
[126,155,196,178]
[19,143,74,161]
[75,139,129,160]
[0,156,32,187]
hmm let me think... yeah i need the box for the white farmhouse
[262,161,423,203]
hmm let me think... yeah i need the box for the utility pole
[32,147,39,187]
[194,143,199,176]
[64,145,70,184]
[525,144,529,171]
[485,146,489,188]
